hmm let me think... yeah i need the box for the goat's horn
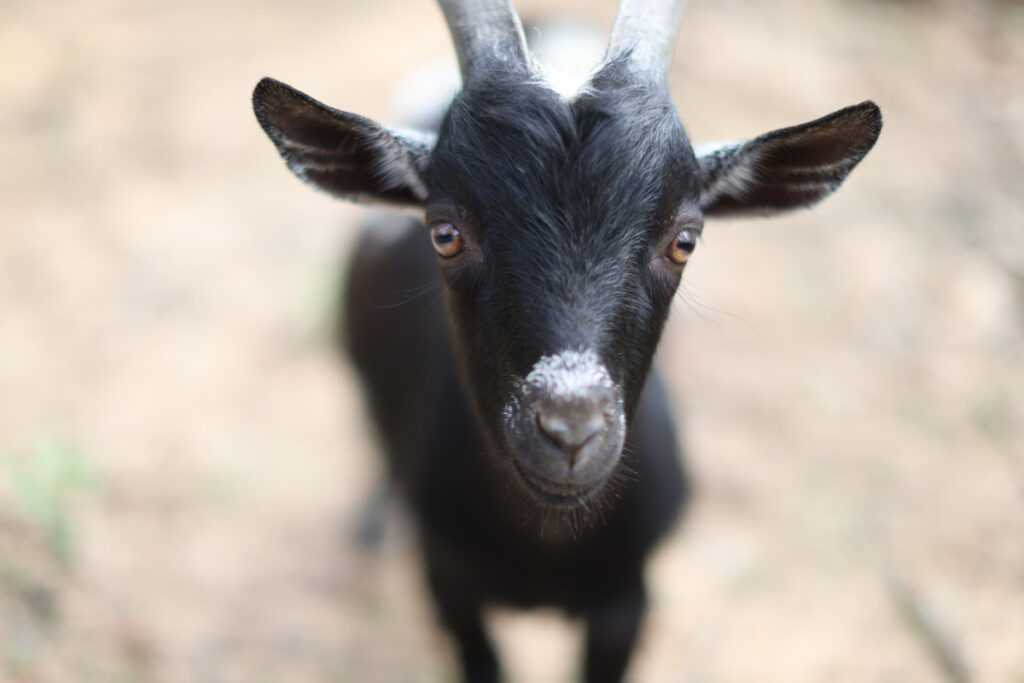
[437,0,530,83]
[605,0,688,83]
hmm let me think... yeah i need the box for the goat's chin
[509,456,606,509]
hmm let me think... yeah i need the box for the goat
[251,1,882,681]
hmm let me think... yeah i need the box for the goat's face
[252,0,881,509]
[424,74,701,503]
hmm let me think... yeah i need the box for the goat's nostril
[536,408,605,453]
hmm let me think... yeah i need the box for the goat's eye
[667,229,698,265]
[430,222,464,258]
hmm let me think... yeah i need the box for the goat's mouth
[510,456,599,508]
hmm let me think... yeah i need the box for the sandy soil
[1,0,1022,681]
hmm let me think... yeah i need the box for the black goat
[252,1,882,680]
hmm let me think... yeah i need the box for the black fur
[252,13,881,682]
[427,70,697,446]
[343,214,687,683]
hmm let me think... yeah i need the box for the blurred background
[1,0,1022,681]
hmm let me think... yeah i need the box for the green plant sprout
[3,439,97,566]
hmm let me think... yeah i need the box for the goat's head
[252,0,881,509]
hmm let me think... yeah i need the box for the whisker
[674,280,758,341]
[367,278,444,309]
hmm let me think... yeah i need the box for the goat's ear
[252,77,435,207]
[695,101,882,217]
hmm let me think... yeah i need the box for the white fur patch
[527,22,606,101]
[692,140,743,158]
[522,348,615,398]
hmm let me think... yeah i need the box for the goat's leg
[582,580,647,683]
[424,551,499,683]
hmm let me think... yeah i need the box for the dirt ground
[1,0,1022,681]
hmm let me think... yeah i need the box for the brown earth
[1,0,1022,681]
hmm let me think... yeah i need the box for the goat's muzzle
[502,350,626,506]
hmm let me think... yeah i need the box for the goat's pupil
[430,222,463,257]
[668,230,698,265]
